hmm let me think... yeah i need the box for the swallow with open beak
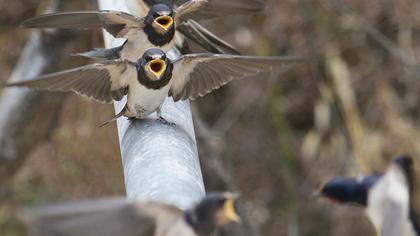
[19,192,240,236]
[4,48,301,126]
[124,0,265,54]
[21,0,266,61]
[319,155,419,236]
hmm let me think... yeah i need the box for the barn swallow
[319,155,419,236]
[124,0,263,54]
[4,48,301,126]
[19,192,241,236]
[21,0,265,61]
[126,0,265,17]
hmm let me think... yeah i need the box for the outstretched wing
[175,0,265,23]
[5,61,135,103]
[18,198,157,236]
[21,11,145,38]
[170,54,301,101]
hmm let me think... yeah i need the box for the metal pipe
[98,0,205,210]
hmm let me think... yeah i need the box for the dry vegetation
[0,0,419,235]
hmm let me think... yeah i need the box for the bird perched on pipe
[21,0,265,61]
[18,192,241,236]
[318,155,420,236]
[3,48,301,126]
[123,0,264,54]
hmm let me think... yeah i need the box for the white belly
[121,31,174,61]
[126,79,172,118]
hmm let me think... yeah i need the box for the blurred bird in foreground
[319,155,420,236]
[22,0,265,61]
[19,192,241,236]
[3,48,301,126]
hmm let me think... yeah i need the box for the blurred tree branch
[195,111,259,236]
[325,46,370,171]
[327,0,418,69]
[0,0,92,197]
[194,68,293,236]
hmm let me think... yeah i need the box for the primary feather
[5,61,133,103]
[170,54,302,101]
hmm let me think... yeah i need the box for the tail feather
[72,47,121,60]
[73,41,125,60]
[188,20,241,55]
[99,106,126,128]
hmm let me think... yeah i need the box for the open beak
[223,198,241,223]
[153,15,174,31]
[147,59,166,80]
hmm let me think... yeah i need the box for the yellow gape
[147,59,166,80]
[223,199,241,223]
[154,16,174,31]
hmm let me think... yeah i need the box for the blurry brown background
[0,0,419,235]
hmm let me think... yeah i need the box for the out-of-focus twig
[193,80,276,236]
[325,46,370,172]
[194,110,260,236]
[0,0,91,197]
[194,67,294,236]
[211,68,292,136]
[328,0,418,68]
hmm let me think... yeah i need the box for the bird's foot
[157,116,176,127]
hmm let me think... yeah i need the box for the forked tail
[98,106,127,128]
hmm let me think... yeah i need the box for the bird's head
[318,177,373,207]
[145,4,175,35]
[186,192,241,234]
[137,48,173,89]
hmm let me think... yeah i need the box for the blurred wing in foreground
[19,198,156,236]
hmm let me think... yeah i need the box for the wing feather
[5,61,134,103]
[171,54,302,101]
[19,198,157,236]
[177,20,240,54]
[21,11,145,38]
[175,0,265,23]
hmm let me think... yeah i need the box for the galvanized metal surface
[98,0,205,210]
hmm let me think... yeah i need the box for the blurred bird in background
[319,155,420,236]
